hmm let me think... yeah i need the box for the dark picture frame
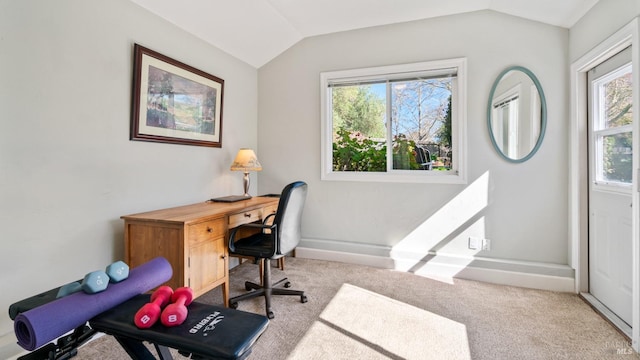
[131,44,224,147]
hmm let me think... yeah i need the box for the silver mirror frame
[487,65,547,163]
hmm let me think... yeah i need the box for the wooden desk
[121,197,279,305]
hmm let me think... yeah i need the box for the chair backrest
[273,181,307,256]
[415,146,431,165]
[415,147,422,164]
[422,147,431,163]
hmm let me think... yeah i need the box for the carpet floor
[75,257,637,359]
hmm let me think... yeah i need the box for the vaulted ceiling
[129,0,599,68]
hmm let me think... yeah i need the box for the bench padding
[90,295,269,360]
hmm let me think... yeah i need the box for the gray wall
[0,0,258,337]
[4,0,630,348]
[258,11,569,267]
[570,0,640,62]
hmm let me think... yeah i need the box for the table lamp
[230,148,262,197]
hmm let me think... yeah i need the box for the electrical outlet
[482,238,491,251]
[468,236,481,250]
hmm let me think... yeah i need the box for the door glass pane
[593,63,633,186]
[603,71,633,129]
[600,132,633,183]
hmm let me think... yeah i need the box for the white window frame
[320,58,467,184]
[492,84,521,159]
[530,84,541,147]
[591,63,633,192]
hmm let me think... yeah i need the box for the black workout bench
[9,291,269,360]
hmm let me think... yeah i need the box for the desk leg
[223,280,229,307]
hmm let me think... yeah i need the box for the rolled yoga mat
[14,256,173,351]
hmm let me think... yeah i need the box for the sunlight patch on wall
[389,171,490,279]
[408,217,487,282]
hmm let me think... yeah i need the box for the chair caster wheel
[284,281,292,288]
[230,302,238,309]
[267,311,275,319]
[301,295,308,303]
[245,282,253,291]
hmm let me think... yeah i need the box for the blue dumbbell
[56,261,130,297]
[106,260,129,283]
[56,281,82,298]
[81,270,110,294]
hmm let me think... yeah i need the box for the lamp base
[242,171,252,197]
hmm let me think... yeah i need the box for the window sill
[321,170,466,184]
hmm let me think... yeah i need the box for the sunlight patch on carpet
[287,283,471,359]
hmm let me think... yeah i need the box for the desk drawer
[228,209,262,228]
[262,205,278,223]
[189,218,225,243]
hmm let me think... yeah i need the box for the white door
[588,47,633,327]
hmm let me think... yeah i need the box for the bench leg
[154,344,174,360]
[113,335,174,360]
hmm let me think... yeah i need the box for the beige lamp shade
[230,148,262,172]
[230,148,262,197]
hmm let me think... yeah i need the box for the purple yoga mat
[14,256,173,351]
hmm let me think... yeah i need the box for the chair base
[231,256,286,286]
[229,259,307,319]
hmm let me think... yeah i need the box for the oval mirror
[487,66,547,162]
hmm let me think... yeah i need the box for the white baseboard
[296,247,396,269]
[296,244,575,293]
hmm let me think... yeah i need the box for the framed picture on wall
[131,44,224,147]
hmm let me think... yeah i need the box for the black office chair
[228,181,308,319]
[415,145,433,170]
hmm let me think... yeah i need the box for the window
[592,63,633,188]
[320,58,467,183]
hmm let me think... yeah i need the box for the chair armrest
[262,213,276,225]
[234,222,276,231]
[228,222,277,251]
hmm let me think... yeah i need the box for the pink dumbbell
[160,287,193,327]
[134,286,173,329]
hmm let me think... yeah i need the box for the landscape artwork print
[131,44,224,147]
[146,65,217,135]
